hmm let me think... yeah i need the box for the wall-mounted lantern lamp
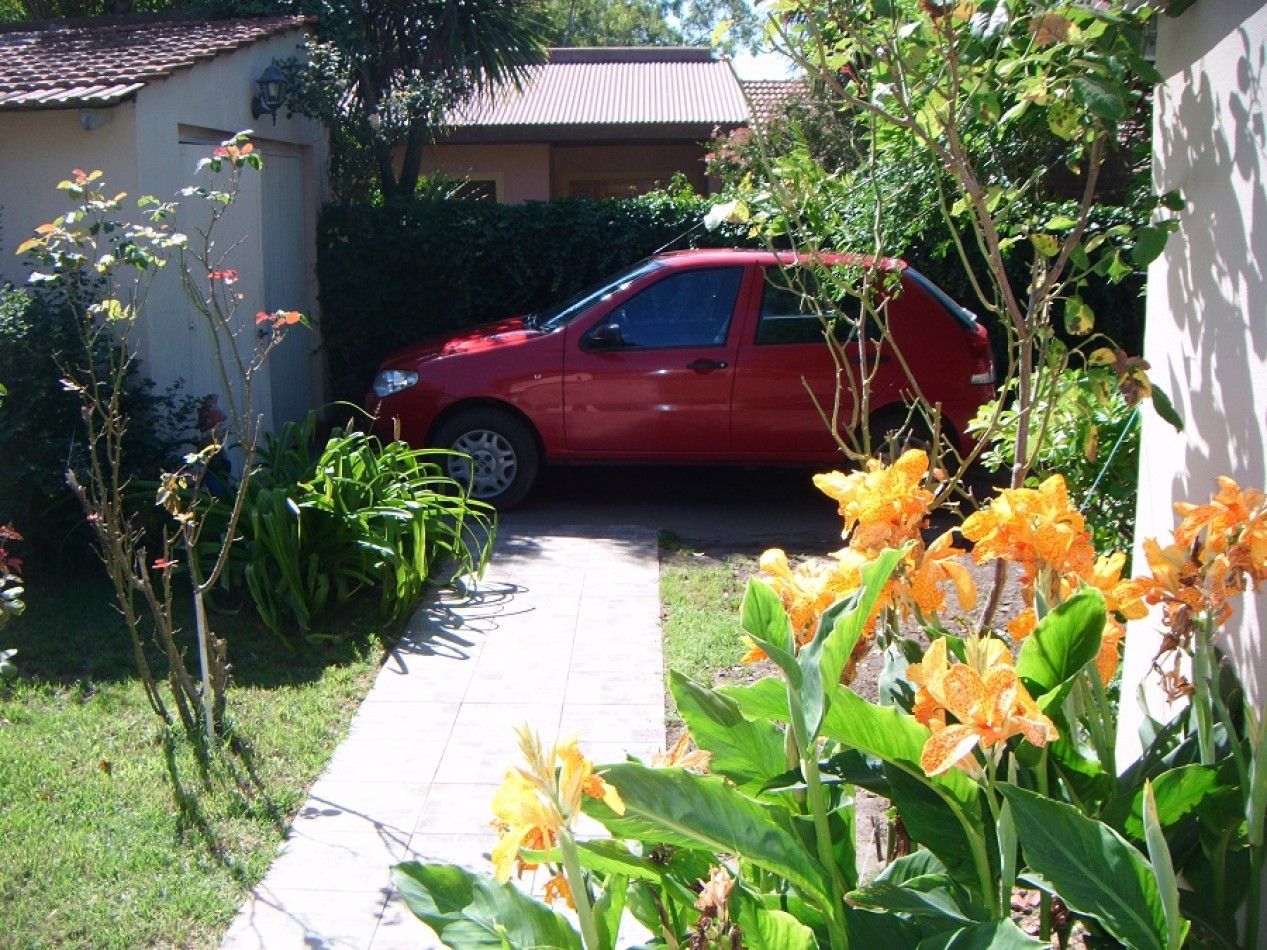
[251,63,288,126]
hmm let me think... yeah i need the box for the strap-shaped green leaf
[1015,588,1105,703]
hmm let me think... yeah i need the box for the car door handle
[687,359,728,370]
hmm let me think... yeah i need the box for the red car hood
[386,317,539,365]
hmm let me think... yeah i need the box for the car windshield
[530,260,663,331]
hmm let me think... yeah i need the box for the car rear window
[755,269,884,345]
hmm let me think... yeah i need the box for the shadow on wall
[1153,17,1267,691]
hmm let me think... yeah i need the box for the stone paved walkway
[222,525,663,948]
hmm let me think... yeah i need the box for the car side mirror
[584,323,626,351]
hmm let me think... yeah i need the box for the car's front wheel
[433,408,540,509]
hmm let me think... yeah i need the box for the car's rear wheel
[867,406,947,467]
[434,409,539,509]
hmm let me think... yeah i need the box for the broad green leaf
[723,678,980,820]
[1143,781,1190,950]
[875,850,948,885]
[1073,76,1128,121]
[1045,215,1079,231]
[811,547,904,696]
[731,890,817,950]
[391,862,582,949]
[916,918,1044,948]
[585,762,833,907]
[740,579,801,686]
[1131,225,1170,266]
[670,671,788,793]
[1000,786,1169,950]
[1149,384,1184,432]
[1015,588,1105,701]
[886,767,981,886]
[1119,763,1232,841]
[849,873,985,922]
[593,872,628,950]
[575,839,665,883]
[842,904,921,943]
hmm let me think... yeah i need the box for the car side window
[755,268,884,345]
[610,267,743,348]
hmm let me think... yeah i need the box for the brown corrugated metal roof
[0,15,310,110]
[450,47,751,128]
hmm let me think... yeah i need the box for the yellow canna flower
[651,732,712,772]
[490,767,563,882]
[489,728,624,884]
[558,735,625,819]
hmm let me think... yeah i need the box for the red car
[368,249,995,507]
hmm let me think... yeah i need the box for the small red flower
[152,558,178,571]
[208,269,238,283]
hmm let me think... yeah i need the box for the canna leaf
[391,862,581,949]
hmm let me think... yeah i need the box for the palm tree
[293,0,548,199]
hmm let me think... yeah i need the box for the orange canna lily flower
[919,663,1058,777]
[813,449,935,555]
[900,530,978,616]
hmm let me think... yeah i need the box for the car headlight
[372,369,419,398]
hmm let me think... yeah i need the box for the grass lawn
[658,538,759,735]
[0,567,390,948]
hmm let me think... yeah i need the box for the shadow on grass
[159,723,288,888]
[3,561,401,690]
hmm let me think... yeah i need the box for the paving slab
[222,525,663,949]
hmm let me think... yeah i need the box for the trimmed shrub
[0,284,195,549]
[317,191,750,402]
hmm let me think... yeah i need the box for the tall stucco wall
[422,142,550,203]
[0,105,140,285]
[1120,2,1267,757]
[0,29,328,431]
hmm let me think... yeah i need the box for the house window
[567,178,661,199]
[452,179,498,202]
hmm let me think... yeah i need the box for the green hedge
[317,192,750,402]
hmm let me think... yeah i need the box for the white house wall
[0,28,327,437]
[0,104,141,284]
[1120,2,1267,758]
[131,31,327,432]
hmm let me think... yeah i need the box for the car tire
[434,409,540,509]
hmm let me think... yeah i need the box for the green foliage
[393,862,584,949]
[0,283,197,548]
[318,190,749,401]
[218,411,495,640]
[970,367,1141,553]
[537,0,761,52]
[283,0,549,200]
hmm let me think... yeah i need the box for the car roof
[653,247,909,271]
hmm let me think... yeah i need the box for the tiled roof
[0,15,310,110]
[741,79,808,125]
[450,47,751,128]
